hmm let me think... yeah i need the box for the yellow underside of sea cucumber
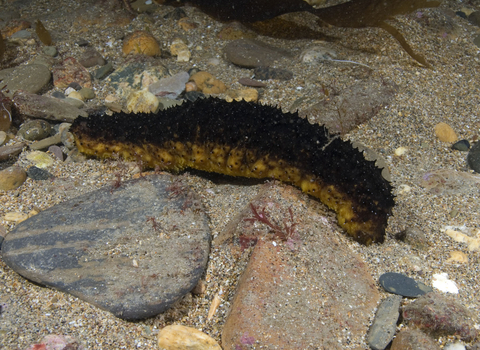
[76,137,374,242]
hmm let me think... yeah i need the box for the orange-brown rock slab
[221,185,380,350]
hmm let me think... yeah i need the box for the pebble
[217,22,257,40]
[25,334,85,350]
[394,146,408,156]
[468,11,480,26]
[29,133,62,150]
[189,71,226,94]
[18,119,51,141]
[25,151,54,168]
[432,272,458,293]
[105,58,168,98]
[0,166,27,191]
[64,97,85,108]
[48,145,64,161]
[238,77,267,88]
[170,38,191,62]
[0,96,12,131]
[2,174,211,320]
[0,130,7,145]
[148,71,189,98]
[223,38,291,68]
[0,142,25,161]
[367,295,402,350]
[444,343,467,350]
[379,272,433,297]
[394,227,430,250]
[13,91,88,122]
[451,139,470,151]
[0,64,51,97]
[390,329,440,350]
[122,30,161,57]
[253,66,293,80]
[402,292,478,341]
[3,212,29,223]
[178,17,198,31]
[10,29,31,40]
[157,325,221,350]
[67,90,84,101]
[78,47,105,68]
[467,141,480,172]
[445,250,468,264]
[42,45,57,57]
[126,89,159,113]
[52,57,92,88]
[27,165,54,180]
[79,87,95,100]
[94,62,114,80]
[434,122,457,142]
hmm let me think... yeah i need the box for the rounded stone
[27,166,53,180]
[451,139,470,151]
[0,64,51,97]
[467,141,480,173]
[157,325,222,350]
[18,119,52,141]
[126,89,159,113]
[379,272,433,297]
[189,71,226,94]
[434,122,457,142]
[122,31,161,57]
[0,166,27,191]
[79,87,95,100]
[42,46,57,57]
[25,151,54,168]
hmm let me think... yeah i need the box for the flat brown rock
[222,186,380,349]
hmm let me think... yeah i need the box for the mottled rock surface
[1,174,211,320]
[221,185,380,350]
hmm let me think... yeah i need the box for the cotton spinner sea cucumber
[71,97,394,245]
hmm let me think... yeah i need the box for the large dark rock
[1,174,211,320]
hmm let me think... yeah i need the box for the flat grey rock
[223,39,291,68]
[1,174,211,320]
[0,64,51,97]
[367,295,402,350]
[12,91,87,122]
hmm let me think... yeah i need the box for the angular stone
[223,39,291,68]
[379,272,432,297]
[221,185,380,350]
[390,329,440,350]
[1,174,211,320]
[52,57,92,88]
[13,91,87,122]
[0,64,51,97]
[367,295,402,350]
[157,325,221,350]
[402,292,478,341]
[0,142,25,161]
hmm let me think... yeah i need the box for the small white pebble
[432,273,458,294]
[444,343,466,350]
[394,146,408,156]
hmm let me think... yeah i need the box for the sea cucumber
[71,97,394,245]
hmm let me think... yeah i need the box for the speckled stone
[451,139,470,151]
[1,174,211,320]
[467,141,480,173]
[157,325,222,350]
[390,329,440,350]
[0,64,51,98]
[223,39,291,68]
[27,166,54,180]
[0,166,27,191]
[367,295,402,350]
[18,119,51,141]
[379,272,432,297]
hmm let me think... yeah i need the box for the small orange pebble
[189,71,226,94]
[185,81,197,92]
[122,30,161,57]
[178,17,197,31]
